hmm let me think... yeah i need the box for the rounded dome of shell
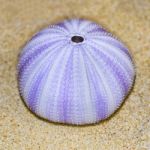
[18,19,135,125]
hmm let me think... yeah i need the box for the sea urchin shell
[18,19,135,125]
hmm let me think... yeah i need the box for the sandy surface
[0,0,150,149]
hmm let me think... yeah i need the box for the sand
[0,0,150,149]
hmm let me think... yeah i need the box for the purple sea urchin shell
[18,19,135,125]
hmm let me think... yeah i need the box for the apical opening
[71,35,84,43]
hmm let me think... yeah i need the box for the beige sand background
[0,0,150,149]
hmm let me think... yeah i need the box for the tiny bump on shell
[17,18,135,125]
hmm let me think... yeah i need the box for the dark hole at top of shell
[71,36,84,43]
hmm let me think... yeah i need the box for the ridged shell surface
[18,19,135,125]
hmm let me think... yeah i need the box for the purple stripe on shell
[81,49,108,120]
